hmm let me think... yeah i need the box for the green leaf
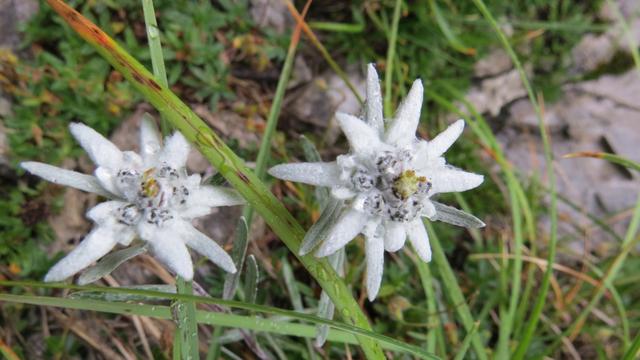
[77,242,147,285]
[222,217,249,300]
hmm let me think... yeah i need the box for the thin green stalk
[177,278,199,360]
[0,282,439,359]
[412,250,441,355]
[496,186,523,358]
[605,0,640,75]
[622,331,640,360]
[542,193,640,357]
[564,151,640,173]
[284,0,363,104]
[141,0,169,135]
[384,0,403,118]
[427,222,487,360]
[44,2,383,357]
[454,322,480,360]
[471,1,558,357]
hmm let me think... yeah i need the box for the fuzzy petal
[385,79,423,146]
[148,234,194,280]
[269,162,341,187]
[315,208,368,257]
[330,186,357,200]
[365,232,384,301]
[427,119,465,158]
[192,186,244,207]
[159,131,190,169]
[365,64,384,134]
[21,162,112,198]
[69,123,123,169]
[430,166,484,194]
[384,221,406,252]
[336,112,384,154]
[406,220,431,262]
[94,167,122,198]
[421,200,437,219]
[86,200,126,224]
[177,221,237,273]
[140,116,162,164]
[44,226,119,282]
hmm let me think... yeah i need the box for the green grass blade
[542,193,640,357]
[384,0,403,118]
[496,186,523,358]
[454,322,480,360]
[470,1,558,357]
[564,151,640,173]
[282,258,318,359]
[43,1,382,357]
[411,251,441,355]
[284,0,363,104]
[429,0,475,55]
[622,331,640,360]
[140,0,170,134]
[176,278,200,360]
[0,283,439,359]
[427,222,487,360]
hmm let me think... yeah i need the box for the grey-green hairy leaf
[244,255,259,304]
[223,217,249,300]
[299,198,344,256]
[315,249,346,347]
[432,202,485,228]
[77,243,148,285]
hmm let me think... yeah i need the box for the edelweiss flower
[269,65,484,300]
[21,119,243,282]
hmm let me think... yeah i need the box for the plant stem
[176,278,199,360]
[44,1,384,358]
[470,1,558,357]
[384,0,402,118]
[427,222,487,360]
[140,0,170,135]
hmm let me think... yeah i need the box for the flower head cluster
[22,119,243,282]
[269,65,484,300]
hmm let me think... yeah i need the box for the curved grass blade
[471,1,558,357]
[564,151,640,173]
[0,282,439,359]
[426,222,487,360]
[43,1,382,357]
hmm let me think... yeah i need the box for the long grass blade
[0,283,439,359]
[42,2,383,357]
[383,0,403,118]
[427,222,487,360]
[470,1,558,357]
[564,151,640,173]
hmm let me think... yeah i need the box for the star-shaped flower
[21,119,243,282]
[269,65,484,300]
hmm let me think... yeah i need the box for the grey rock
[250,0,293,35]
[0,0,39,50]
[288,66,365,144]
[474,49,512,78]
[463,67,528,117]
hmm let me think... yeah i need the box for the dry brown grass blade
[47,308,130,359]
[470,253,600,287]
[283,0,364,104]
